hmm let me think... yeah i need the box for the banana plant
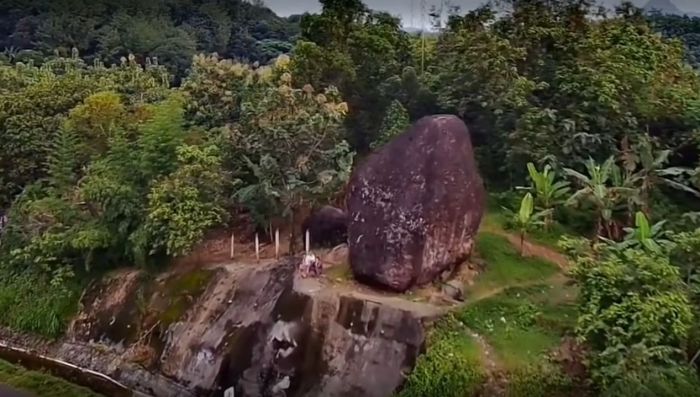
[564,157,636,240]
[627,135,700,212]
[604,211,672,254]
[523,162,569,229]
[511,193,550,256]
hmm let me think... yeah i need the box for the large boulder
[301,205,348,248]
[347,115,485,292]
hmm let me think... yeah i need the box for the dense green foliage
[0,272,82,337]
[0,51,350,335]
[570,245,693,386]
[183,54,353,244]
[144,144,228,257]
[428,1,700,184]
[0,0,300,76]
[648,12,700,68]
[4,0,700,393]
[371,100,410,149]
[398,316,486,397]
[291,0,422,151]
[0,55,169,209]
[505,363,574,397]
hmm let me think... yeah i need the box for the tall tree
[293,0,414,151]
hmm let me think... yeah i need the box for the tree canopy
[3,0,700,393]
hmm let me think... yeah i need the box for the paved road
[0,384,33,397]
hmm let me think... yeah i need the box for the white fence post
[229,232,235,260]
[275,229,280,259]
[255,233,260,262]
[305,230,310,254]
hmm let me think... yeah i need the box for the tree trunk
[520,232,525,256]
[596,216,604,240]
[544,210,554,232]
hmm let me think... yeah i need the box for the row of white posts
[229,229,311,261]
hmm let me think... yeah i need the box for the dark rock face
[301,206,347,248]
[347,115,486,292]
[1,259,433,397]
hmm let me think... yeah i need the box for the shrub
[506,363,574,397]
[398,317,486,397]
[571,246,693,386]
[601,367,700,397]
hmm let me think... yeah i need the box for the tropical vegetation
[2,0,700,395]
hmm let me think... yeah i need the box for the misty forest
[3,0,700,396]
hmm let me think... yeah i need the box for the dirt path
[480,222,569,270]
[465,272,569,305]
[467,327,499,373]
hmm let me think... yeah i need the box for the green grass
[482,209,511,232]
[488,328,561,369]
[0,359,102,397]
[469,232,560,299]
[457,284,577,370]
[402,204,581,395]
[0,271,83,338]
[397,316,486,397]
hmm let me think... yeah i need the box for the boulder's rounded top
[416,114,466,127]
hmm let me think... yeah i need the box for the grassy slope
[0,272,84,338]
[458,283,577,370]
[464,230,576,369]
[468,232,560,300]
[481,205,578,251]
[401,209,579,396]
[0,359,102,397]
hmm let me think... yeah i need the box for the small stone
[442,280,465,302]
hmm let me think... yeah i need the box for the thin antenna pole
[442,0,446,29]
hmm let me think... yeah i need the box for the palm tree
[564,157,636,240]
[511,193,550,256]
[523,162,569,229]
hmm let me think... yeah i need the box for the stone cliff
[1,257,453,397]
